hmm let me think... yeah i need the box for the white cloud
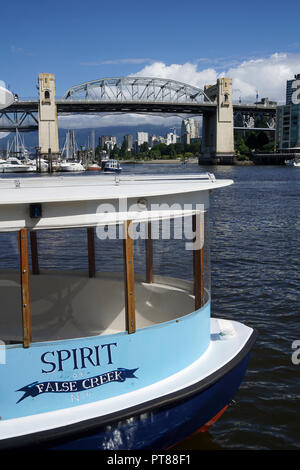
[226,53,300,102]
[132,61,218,89]
[62,53,300,128]
[134,53,300,103]
[58,113,183,129]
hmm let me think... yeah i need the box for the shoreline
[120,159,255,165]
[121,159,193,164]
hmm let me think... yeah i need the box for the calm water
[0,163,299,450]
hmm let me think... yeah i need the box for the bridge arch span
[63,77,212,104]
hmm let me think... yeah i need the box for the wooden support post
[18,229,32,348]
[145,221,153,283]
[123,220,136,334]
[193,214,204,310]
[30,231,39,275]
[87,227,96,278]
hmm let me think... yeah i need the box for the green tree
[174,142,184,154]
[111,144,120,159]
[256,131,269,150]
[235,132,251,159]
[120,138,128,158]
[153,143,168,155]
[262,141,275,153]
[149,149,161,160]
[184,152,194,159]
[140,142,149,154]
[245,133,257,151]
[185,142,201,155]
[168,145,176,158]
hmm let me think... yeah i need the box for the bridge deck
[4,101,276,114]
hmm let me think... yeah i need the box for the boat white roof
[0,174,232,205]
[0,174,233,232]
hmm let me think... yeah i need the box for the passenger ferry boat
[0,173,256,450]
[102,159,122,173]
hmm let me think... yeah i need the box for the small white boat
[0,157,32,173]
[285,159,300,167]
[58,161,85,172]
[87,163,101,171]
[0,173,256,450]
[26,158,49,173]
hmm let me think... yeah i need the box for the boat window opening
[132,215,210,325]
[30,231,39,275]
[87,227,96,278]
[0,213,210,347]
[145,221,153,284]
[152,217,194,281]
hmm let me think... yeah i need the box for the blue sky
[1,0,300,99]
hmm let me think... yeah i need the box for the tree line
[235,131,275,160]
[95,131,274,161]
[96,140,202,161]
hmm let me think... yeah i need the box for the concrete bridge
[0,74,276,160]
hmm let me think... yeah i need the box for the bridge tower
[201,78,234,163]
[38,73,59,156]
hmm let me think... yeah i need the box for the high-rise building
[286,74,300,105]
[276,75,300,150]
[135,132,149,152]
[276,105,300,150]
[181,118,200,145]
[99,135,117,150]
[137,132,148,146]
[149,135,165,147]
[166,131,177,146]
[124,134,133,151]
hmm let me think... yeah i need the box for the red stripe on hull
[167,404,229,449]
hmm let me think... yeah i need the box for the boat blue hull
[52,353,250,450]
[103,168,122,173]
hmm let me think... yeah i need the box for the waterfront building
[149,135,165,147]
[166,131,177,146]
[286,74,300,105]
[137,132,148,146]
[135,132,149,152]
[99,136,117,151]
[181,118,200,145]
[276,104,300,150]
[276,75,300,151]
[124,134,133,151]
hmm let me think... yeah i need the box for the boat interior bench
[0,270,195,343]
